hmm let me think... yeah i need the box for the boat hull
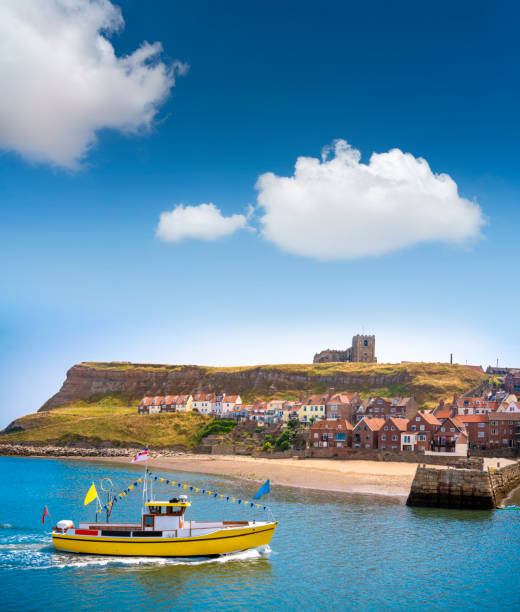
[52,523,277,557]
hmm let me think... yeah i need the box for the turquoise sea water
[1,456,520,611]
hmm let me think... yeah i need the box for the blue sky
[1,0,519,425]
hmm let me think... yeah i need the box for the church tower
[350,335,376,362]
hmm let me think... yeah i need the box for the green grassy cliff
[1,361,488,448]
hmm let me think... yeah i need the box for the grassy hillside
[80,360,486,407]
[2,395,210,448]
[1,362,487,447]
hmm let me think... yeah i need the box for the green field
[2,397,210,448]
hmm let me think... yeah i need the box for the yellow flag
[84,482,98,506]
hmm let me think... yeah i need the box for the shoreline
[5,451,418,498]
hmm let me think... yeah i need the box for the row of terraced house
[137,388,418,423]
[309,392,520,454]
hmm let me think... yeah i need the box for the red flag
[42,505,49,525]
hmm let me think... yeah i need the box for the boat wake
[0,533,271,571]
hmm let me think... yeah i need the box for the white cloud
[0,0,187,168]
[156,203,248,243]
[255,139,485,260]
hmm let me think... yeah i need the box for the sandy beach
[87,454,419,497]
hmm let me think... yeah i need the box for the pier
[406,458,520,509]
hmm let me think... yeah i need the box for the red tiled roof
[303,394,328,405]
[458,414,488,423]
[416,410,441,426]
[310,419,353,431]
[326,393,357,404]
[355,417,386,431]
[385,417,409,431]
[224,395,240,403]
[435,410,452,419]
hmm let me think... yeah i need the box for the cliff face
[39,362,411,411]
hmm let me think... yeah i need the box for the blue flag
[253,480,270,499]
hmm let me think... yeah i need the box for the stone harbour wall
[489,461,520,504]
[407,461,520,509]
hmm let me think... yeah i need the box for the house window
[392,435,397,441]
[420,425,425,431]
[384,426,388,431]
[492,429,497,435]
[314,433,318,438]
[381,435,386,441]
[478,432,485,438]
[450,428,455,432]
[419,435,426,441]
[411,425,416,431]
[478,423,485,428]
[416,417,421,422]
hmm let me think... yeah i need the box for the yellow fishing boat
[51,470,277,557]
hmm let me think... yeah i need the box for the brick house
[378,417,409,451]
[403,410,441,451]
[325,392,361,421]
[352,417,385,449]
[138,396,154,414]
[356,396,417,421]
[160,395,179,413]
[458,414,489,450]
[487,413,520,448]
[431,416,468,453]
[505,371,520,395]
[309,419,353,448]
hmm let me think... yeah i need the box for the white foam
[29,545,272,570]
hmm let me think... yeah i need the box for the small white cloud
[255,139,485,260]
[0,0,187,168]
[156,203,248,243]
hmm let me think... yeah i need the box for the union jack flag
[131,447,149,463]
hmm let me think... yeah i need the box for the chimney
[329,387,335,397]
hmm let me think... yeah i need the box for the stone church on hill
[313,334,376,363]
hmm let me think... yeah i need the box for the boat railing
[83,523,142,531]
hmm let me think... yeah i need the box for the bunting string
[97,474,268,513]
[150,474,269,511]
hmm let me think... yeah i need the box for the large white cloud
[156,203,248,243]
[255,140,485,260]
[0,0,187,168]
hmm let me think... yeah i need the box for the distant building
[355,396,417,421]
[313,334,376,364]
[505,371,520,395]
